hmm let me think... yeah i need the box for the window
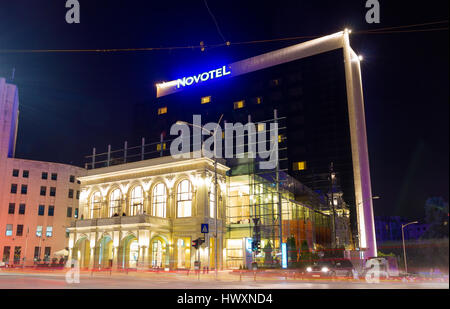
[5,225,13,236]
[76,190,80,199]
[8,203,15,214]
[152,183,167,218]
[18,204,25,215]
[177,179,192,218]
[68,189,74,199]
[34,247,41,260]
[157,107,167,115]
[36,226,43,237]
[23,170,29,178]
[69,175,75,183]
[42,172,48,180]
[90,192,102,219]
[74,208,79,219]
[21,184,28,195]
[156,143,166,151]
[16,225,23,236]
[109,189,122,217]
[38,205,45,216]
[11,184,17,194]
[50,187,56,197]
[130,186,144,216]
[3,246,11,263]
[40,186,46,196]
[46,226,53,237]
[44,247,51,261]
[67,207,72,218]
[12,169,19,177]
[209,182,216,218]
[257,123,265,132]
[255,96,262,104]
[48,206,54,216]
[233,100,245,109]
[293,161,307,171]
[13,247,21,264]
[201,96,211,104]
[51,173,57,181]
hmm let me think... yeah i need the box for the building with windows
[67,147,333,270]
[67,153,229,270]
[135,31,376,257]
[0,77,85,267]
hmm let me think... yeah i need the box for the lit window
[130,186,144,216]
[177,180,192,218]
[109,189,122,217]
[152,183,167,218]
[6,224,13,236]
[257,123,265,132]
[234,100,245,109]
[201,96,211,104]
[158,107,167,115]
[209,182,216,218]
[90,191,102,218]
[46,226,53,237]
[293,161,307,171]
[156,143,166,151]
[256,97,262,104]
[36,226,42,237]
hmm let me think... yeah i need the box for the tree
[263,241,273,267]
[423,197,449,239]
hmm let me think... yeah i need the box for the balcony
[69,214,172,228]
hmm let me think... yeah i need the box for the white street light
[402,221,418,274]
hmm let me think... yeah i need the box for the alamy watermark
[169,115,279,170]
[365,0,380,24]
[65,0,80,24]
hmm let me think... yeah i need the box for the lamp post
[176,114,223,280]
[402,221,418,274]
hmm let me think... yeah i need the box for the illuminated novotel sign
[176,65,231,89]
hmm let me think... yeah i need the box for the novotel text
[177,65,231,88]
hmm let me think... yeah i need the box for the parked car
[304,259,355,278]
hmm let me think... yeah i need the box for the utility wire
[0,21,447,54]
[203,0,227,43]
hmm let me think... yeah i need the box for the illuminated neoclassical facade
[67,155,228,270]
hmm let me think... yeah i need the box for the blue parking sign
[201,224,209,233]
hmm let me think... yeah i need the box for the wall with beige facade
[68,155,229,270]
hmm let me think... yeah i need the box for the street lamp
[176,114,223,280]
[402,221,418,274]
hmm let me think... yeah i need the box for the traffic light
[251,240,261,254]
[192,238,205,249]
[192,239,199,249]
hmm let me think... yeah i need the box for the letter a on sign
[201,224,209,233]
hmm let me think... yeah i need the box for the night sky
[0,1,448,220]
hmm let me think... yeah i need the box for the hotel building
[144,30,376,257]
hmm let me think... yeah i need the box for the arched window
[90,191,102,219]
[152,183,167,218]
[177,179,192,218]
[130,186,144,216]
[109,189,122,217]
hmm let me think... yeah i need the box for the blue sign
[201,224,209,234]
[245,238,252,253]
[177,65,231,89]
[281,243,288,269]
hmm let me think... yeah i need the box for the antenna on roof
[11,67,15,81]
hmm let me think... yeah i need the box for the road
[0,270,447,289]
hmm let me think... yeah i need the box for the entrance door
[152,240,163,268]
